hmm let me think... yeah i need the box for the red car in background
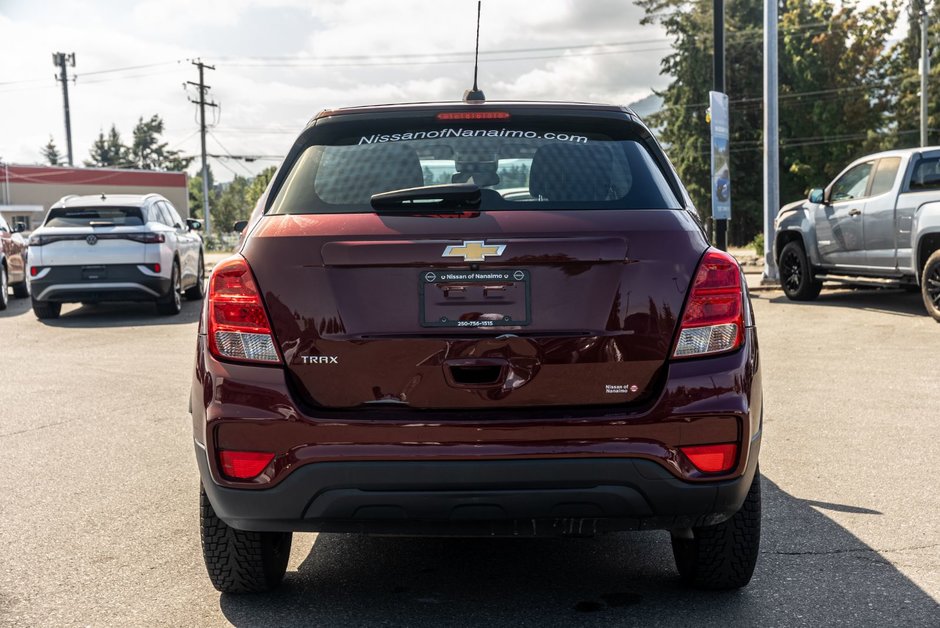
[192,101,762,594]
[0,214,29,309]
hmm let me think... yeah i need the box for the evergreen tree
[85,125,131,168]
[127,115,193,171]
[41,136,62,166]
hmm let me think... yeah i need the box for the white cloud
[0,0,669,180]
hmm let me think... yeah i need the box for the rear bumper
[193,327,762,535]
[196,440,760,535]
[30,264,170,303]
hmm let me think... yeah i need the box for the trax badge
[301,356,339,364]
[442,240,506,262]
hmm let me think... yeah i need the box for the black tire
[12,277,29,299]
[156,261,182,315]
[184,254,206,301]
[0,265,8,310]
[31,298,61,320]
[779,241,822,301]
[921,249,940,322]
[671,468,761,590]
[200,485,291,594]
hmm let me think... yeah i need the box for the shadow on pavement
[768,287,928,318]
[0,294,34,319]
[218,477,939,627]
[35,299,202,328]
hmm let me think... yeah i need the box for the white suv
[28,193,205,319]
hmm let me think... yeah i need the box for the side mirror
[186,218,203,231]
[233,220,248,233]
[13,222,26,233]
[808,188,826,204]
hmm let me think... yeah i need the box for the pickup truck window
[909,157,940,191]
[869,157,901,197]
[831,162,874,201]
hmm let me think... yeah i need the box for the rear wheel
[671,468,761,590]
[31,298,61,320]
[200,485,292,593]
[184,254,206,301]
[0,265,8,310]
[921,249,940,322]
[156,262,182,315]
[779,241,822,301]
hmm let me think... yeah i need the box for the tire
[184,254,206,301]
[778,241,822,301]
[156,261,182,316]
[921,249,940,322]
[671,468,761,590]
[12,277,29,299]
[0,265,8,310]
[31,298,61,320]
[200,485,291,594]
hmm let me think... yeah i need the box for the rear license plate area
[420,269,530,328]
[82,266,107,281]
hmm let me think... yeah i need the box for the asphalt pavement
[0,278,938,627]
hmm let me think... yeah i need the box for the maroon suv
[192,101,762,593]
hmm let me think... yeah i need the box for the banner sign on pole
[709,91,731,220]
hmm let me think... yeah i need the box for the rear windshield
[269,115,681,214]
[45,207,144,227]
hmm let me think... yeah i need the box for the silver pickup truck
[773,147,940,321]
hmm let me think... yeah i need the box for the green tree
[127,115,193,171]
[85,125,131,168]
[637,0,901,245]
[245,166,277,210]
[41,136,62,166]
[188,165,217,222]
[215,175,252,234]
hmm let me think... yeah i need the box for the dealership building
[0,164,188,232]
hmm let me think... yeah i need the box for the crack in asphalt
[0,419,73,438]
[763,543,940,556]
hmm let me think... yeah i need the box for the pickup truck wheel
[671,468,761,590]
[200,485,292,593]
[921,249,940,322]
[779,241,822,301]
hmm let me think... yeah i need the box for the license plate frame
[419,268,531,328]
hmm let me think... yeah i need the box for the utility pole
[922,8,930,147]
[187,60,218,237]
[52,52,76,166]
[762,0,780,283]
[713,0,728,251]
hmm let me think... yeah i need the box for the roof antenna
[463,1,485,102]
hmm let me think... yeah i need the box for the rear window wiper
[370,183,481,213]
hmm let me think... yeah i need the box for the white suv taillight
[673,249,745,359]
[207,256,281,364]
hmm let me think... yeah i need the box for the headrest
[316,144,424,204]
[529,143,613,202]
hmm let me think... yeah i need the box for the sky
[0,0,672,181]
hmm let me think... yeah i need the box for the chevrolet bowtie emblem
[442,240,506,262]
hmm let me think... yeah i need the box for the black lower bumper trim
[196,441,760,536]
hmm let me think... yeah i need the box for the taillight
[219,450,275,480]
[125,233,165,243]
[207,256,281,364]
[680,443,738,473]
[30,267,40,277]
[673,249,745,358]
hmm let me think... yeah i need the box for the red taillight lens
[680,443,738,473]
[125,232,165,244]
[152,263,161,274]
[673,249,744,358]
[219,450,275,479]
[30,266,39,277]
[207,256,281,363]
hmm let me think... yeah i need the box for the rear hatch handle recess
[370,183,481,213]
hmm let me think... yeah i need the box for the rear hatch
[34,206,153,265]
[242,106,708,410]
